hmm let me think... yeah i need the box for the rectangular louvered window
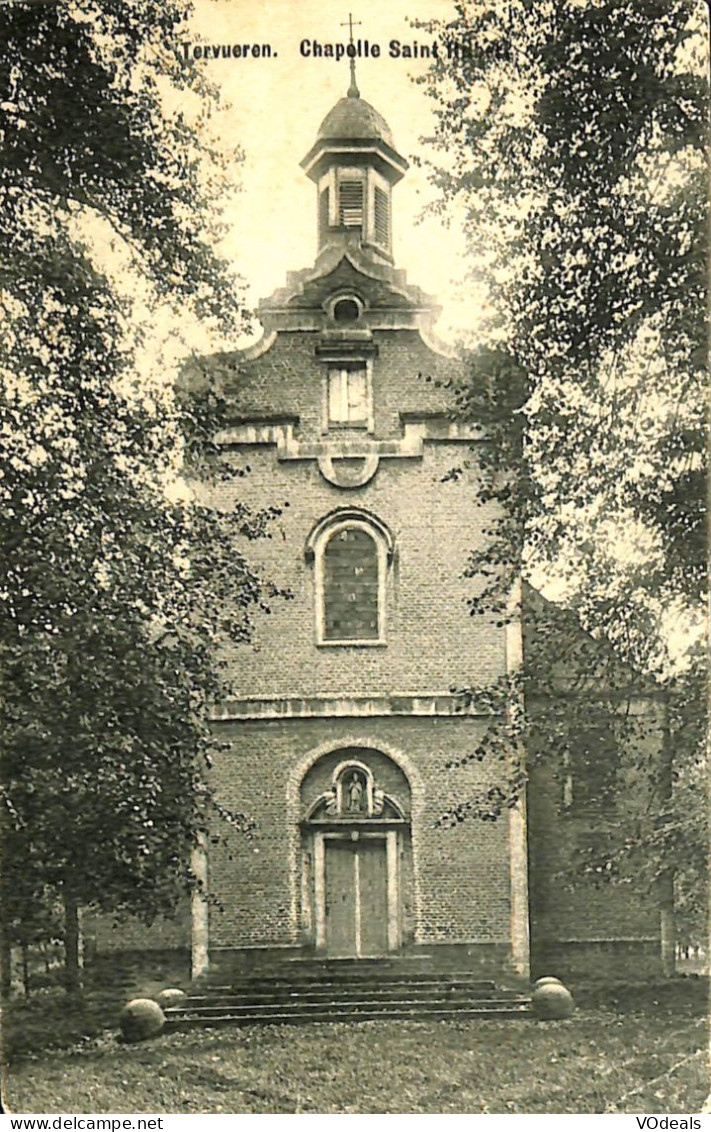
[374,186,390,246]
[328,366,368,426]
[319,188,330,243]
[339,180,363,228]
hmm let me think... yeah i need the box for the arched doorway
[300,748,412,957]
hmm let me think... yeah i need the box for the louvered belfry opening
[318,188,330,245]
[374,186,390,247]
[302,83,408,266]
[339,180,364,229]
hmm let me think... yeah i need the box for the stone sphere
[534,976,563,989]
[156,987,187,1009]
[119,998,165,1042]
[532,981,575,1020]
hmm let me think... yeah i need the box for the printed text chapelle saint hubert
[180,37,473,62]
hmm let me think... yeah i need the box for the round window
[333,298,361,324]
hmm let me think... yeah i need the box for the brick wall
[210,444,503,700]
[209,329,464,442]
[527,698,664,962]
[85,902,191,953]
[205,716,513,950]
[193,319,515,959]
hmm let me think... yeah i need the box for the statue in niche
[346,772,365,813]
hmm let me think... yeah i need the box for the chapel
[190,68,530,977]
[88,69,667,985]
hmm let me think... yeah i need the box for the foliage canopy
[0,0,276,985]
[418,0,707,924]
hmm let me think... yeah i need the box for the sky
[184,0,484,344]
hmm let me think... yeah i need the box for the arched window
[323,526,378,641]
[306,510,393,646]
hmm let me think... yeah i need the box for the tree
[418,1,707,925]
[0,1,278,992]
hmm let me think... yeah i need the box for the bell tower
[300,54,408,266]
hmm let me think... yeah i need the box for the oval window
[333,298,360,324]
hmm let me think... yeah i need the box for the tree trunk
[659,700,676,978]
[660,877,676,977]
[63,890,82,998]
[0,928,12,998]
[21,942,29,997]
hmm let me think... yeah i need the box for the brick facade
[209,441,502,700]
[186,276,524,967]
[527,700,665,978]
[205,717,511,951]
[88,84,664,981]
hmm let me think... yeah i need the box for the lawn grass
[4,983,708,1115]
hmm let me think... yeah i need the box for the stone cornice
[255,244,445,339]
[213,416,485,486]
[261,247,435,312]
[211,693,496,722]
[214,417,484,454]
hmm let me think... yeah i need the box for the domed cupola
[300,64,409,266]
[316,95,396,151]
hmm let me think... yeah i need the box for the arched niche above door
[305,757,407,823]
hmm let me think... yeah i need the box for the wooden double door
[323,835,390,957]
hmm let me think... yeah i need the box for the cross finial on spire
[340,12,362,98]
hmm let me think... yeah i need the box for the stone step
[200,975,498,991]
[169,960,531,1030]
[165,1001,531,1029]
[236,955,435,965]
[169,993,526,1016]
[181,985,518,1007]
[204,957,450,979]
